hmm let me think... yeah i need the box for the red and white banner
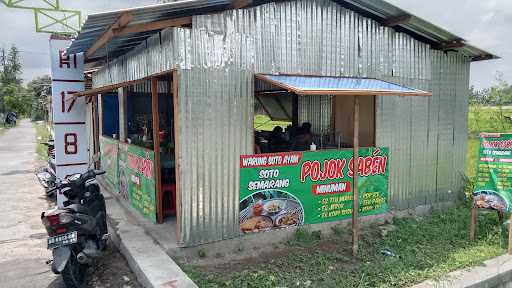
[50,36,88,207]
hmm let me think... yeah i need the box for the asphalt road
[0,120,140,288]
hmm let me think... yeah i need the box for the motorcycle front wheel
[61,250,87,288]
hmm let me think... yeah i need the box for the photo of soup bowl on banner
[240,190,304,233]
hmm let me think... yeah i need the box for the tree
[27,75,51,121]
[0,45,23,114]
[0,46,22,85]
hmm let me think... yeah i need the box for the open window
[254,74,430,153]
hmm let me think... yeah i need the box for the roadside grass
[34,121,51,161]
[184,207,504,288]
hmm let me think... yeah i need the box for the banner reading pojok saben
[473,133,512,212]
[239,147,389,233]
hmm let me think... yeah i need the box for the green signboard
[239,148,389,233]
[99,136,119,187]
[473,133,512,212]
[119,142,157,223]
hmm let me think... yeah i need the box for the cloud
[386,0,510,89]
[0,0,509,89]
[0,0,153,83]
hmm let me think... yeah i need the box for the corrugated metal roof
[67,0,232,58]
[256,74,432,96]
[67,0,498,61]
[334,0,497,61]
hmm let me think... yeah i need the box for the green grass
[182,106,507,287]
[34,121,51,161]
[468,105,512,137]
[254,114,291,132]
[184,207,504,288]
[466,105,512,177]
[466,138,480,178]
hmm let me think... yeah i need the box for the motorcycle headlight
[59,213,74,224]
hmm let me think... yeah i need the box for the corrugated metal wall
[92,0,471,246]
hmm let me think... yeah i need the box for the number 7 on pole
[61,91,77,113]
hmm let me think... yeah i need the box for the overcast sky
[0,0,509,89]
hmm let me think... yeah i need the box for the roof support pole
[152,77,163,224]
[352,96,360,257]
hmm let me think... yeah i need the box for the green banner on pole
[473,133,512,212]
[239,148,389,233]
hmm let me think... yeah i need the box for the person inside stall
[267,126,290,152]
[292,122,313,151]
[254,134,262,154]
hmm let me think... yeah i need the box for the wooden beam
[509,213,512,254]
[352,96,360,257]
[230,0,252,9]
[72,69,176,98]
[472,54,495,62]
[432,40,465,51]
[470,206,477,241]
[114,16,192,36]
[86,13,133,59]
[382,14,411,27]
[152,77,163,224]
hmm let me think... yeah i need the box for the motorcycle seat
[65,204,89,214]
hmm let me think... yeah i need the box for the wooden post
[470,206,477,241]
[151,77,163,224]
[172,70,182,241]
[508,213,512,255]
[92,94,100,169]
[352,96,360,257]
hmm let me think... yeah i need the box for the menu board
[119,142,157,223]
[99,136,119,187]
[473,133,512,212]
[239,148,389,233]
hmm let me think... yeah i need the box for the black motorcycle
[41,169,108,288]
[4,111,16,127]
[36,140,57,198]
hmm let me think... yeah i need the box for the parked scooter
[41,168,108,288]
[36,140,57,198]
[4,111,16,127]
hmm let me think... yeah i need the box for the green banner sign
[473,133,512,212]
[119,142,157,223]
[239,148,389,233]
[99,136,119,188]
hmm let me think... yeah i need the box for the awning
[255,74,432,97]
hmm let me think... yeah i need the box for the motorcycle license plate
[47,231,77,249]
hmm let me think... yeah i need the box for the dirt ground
[191,227,375,279]
[85,242,140,288]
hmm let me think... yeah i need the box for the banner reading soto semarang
[239,147,389,233]
[473,133,512,212]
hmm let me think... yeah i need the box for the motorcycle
[4,111,16,127]
[36,140,57,198]
[41,168,108,288]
